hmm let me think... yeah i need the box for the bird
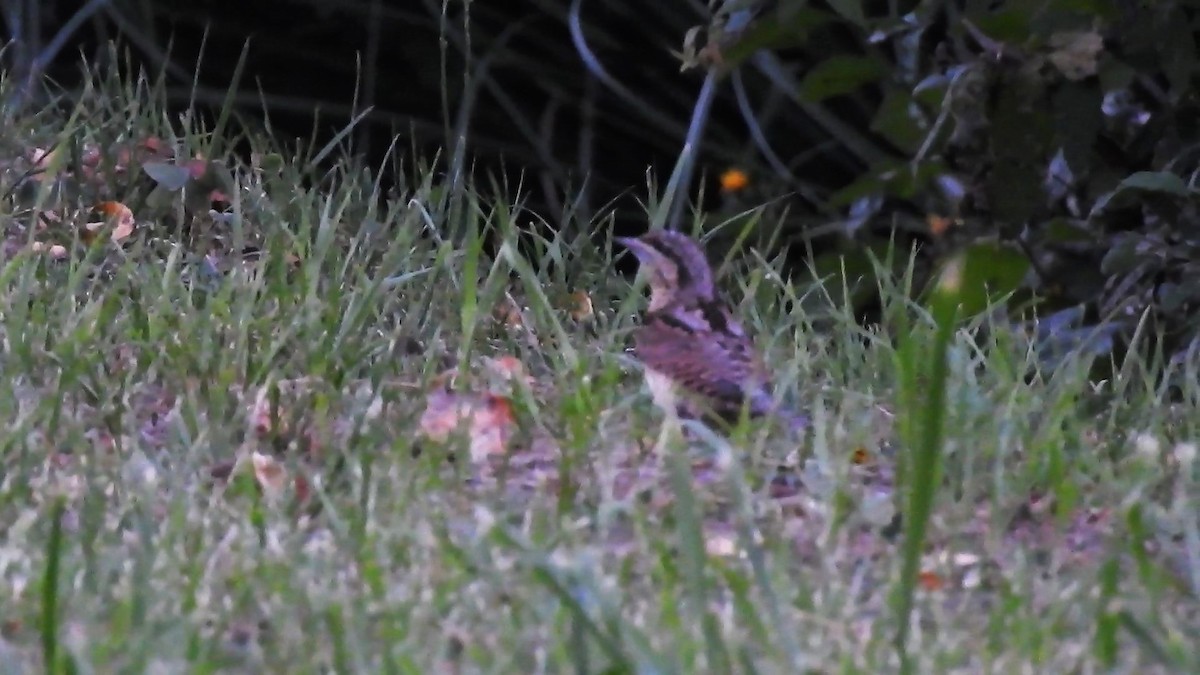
[616,230,808,433]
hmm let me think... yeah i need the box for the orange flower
[927,214,955,236]
[720,168,749,193]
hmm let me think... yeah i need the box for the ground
[0,75,1196,673]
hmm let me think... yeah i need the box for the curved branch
[567,0,691,141]
[732,68,792,181]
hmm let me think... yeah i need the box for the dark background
[32,0,842,237]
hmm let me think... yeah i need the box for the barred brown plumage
[617,230,808,432]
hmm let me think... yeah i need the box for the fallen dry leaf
[1048,30,1104,81]
[569,290,594,322]
[485,355,526,381]
[251,452,287,499]
[419,388,515,463]
[250,451,311,506]
[464,393,515,462]
[493,293,526,329]
[84,201,136,243]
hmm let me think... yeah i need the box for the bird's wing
[633,314,773,416]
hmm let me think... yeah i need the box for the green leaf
[1094,558,1120,666]
[1090,171,1192,219]
[825,0,865,26]
[893,252,960,669]
[255,153,285,174]
[799,55,887,102]
[967,8,1032,43]
[1040,218,1094,243]
[871,86,925,154]
[1114,171,1190,195]
[720,7,833,66]
[41,498,67,671]
[1099,235,1144,275]
[828,160,946,208]
[1047,0,1118,17]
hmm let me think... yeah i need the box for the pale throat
[647,286,673,312]
[645,269,679,313]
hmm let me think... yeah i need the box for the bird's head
[616,230,715,311]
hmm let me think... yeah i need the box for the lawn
[0,67,1196,674]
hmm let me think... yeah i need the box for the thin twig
[750,50,889,171]
[666,70,719,231]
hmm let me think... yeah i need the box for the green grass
[0,63,1197,674]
